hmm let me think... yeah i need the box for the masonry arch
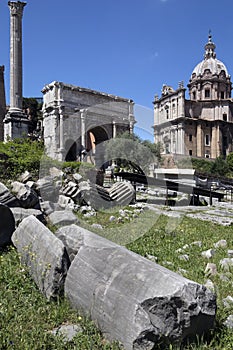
[42,81,135,164]
[86,125,110,167]
[65,139,78,161]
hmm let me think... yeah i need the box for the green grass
[0,247,120,350]
[79,211,233,349]
[1,213,233,349]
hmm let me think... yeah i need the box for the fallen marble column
[12,215,70,299]
[0,204,15,247]
[86,182,135,209]
[108,181,135,206]
[64,225,216,349]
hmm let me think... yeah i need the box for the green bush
[0,138,44,181]
[191,158,213,174]
[226,152,233,172]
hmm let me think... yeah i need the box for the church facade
[153,34,233,159]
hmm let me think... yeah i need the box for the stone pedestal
[4,111,29,141]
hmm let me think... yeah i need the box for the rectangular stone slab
[64,225,216,349]
[12,215,70,299]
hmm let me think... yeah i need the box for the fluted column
[8,1,26,113]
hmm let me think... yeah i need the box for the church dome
[192,57,229,77]
[191,34,229,78]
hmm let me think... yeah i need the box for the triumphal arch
[42,81,135,166]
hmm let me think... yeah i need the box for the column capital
[8,1,26,17]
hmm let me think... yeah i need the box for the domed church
[153,33,233,159]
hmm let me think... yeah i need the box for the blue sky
[1,0,233,140]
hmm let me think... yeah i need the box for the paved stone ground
[137,189,233,226]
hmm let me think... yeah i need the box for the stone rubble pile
[0,167,136,239]
[1,168,233,348]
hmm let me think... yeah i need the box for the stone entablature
[42,81,135,163]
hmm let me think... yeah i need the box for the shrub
[0,138,44,181]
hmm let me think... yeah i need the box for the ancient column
[211,125,217,158]
[128,101,135,134]
[80,110,86,160]
[58,84,65,160]
[4,1,29,141]
[0,66,6,141]
[196,122,203,157]
[216,122,222,157]
[112,120,116,138]
[9,1,26,112]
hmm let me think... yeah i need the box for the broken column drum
[63,225,216,349]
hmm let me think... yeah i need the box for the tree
[210,156,229,176]
[23,97,43,134]
[226,152,233,172]
[104,132,161,174]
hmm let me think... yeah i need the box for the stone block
[39,200,59,216]
[0,203,15,247]
[11,181,39,208]
[10,207,45,226]
[48,210,78,227]
[18,170,32,183]
[58,195,75,209]
[36,177,59,202]
[64,226,216,349]
[0,182,20,207]
[12,215,70,299]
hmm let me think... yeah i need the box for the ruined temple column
[0,66,6,141]
[9,1,26,113]
[4,1,29,141]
